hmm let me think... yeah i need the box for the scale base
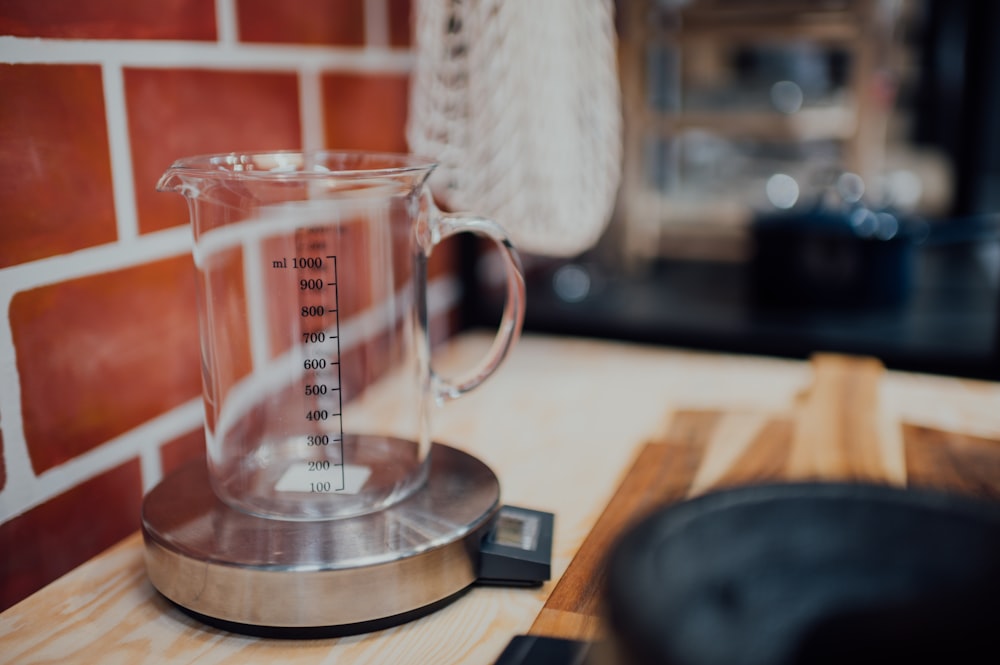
[142,443,500,636]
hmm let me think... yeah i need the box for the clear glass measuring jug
[158,151,525,521]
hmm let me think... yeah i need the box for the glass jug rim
[161,149,437,181]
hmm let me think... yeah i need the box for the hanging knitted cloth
[407,0,623,256]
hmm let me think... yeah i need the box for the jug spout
[156,167,199,198]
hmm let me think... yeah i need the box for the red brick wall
[0,0,459,612]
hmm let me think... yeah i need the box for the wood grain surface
[529,353,1000,642]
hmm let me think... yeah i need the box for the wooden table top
[3,334,999,664]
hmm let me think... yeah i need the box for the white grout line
[139,446,164,495]
[0,225,193,295]
[101,62,140,242]
[0,36,414,72]
[364,0,391,49]
[426,274,462,319]
[298,67,326,151]
[0,312,34,524]
[215,0,240,46]
[243,238,272,371]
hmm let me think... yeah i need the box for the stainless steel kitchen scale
[142,443,552,637]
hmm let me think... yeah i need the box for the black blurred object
[493,635,591,665]
[604,483,1000,665]
[750,205,1000,310]
[750,207,921,309]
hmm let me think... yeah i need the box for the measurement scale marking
[287,239,349,495]
[331,255,346,492]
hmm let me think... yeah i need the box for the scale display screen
[492,511,541,551]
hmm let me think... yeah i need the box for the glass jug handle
[426,211,526,404]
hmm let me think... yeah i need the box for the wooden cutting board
[529,354,1000,642]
